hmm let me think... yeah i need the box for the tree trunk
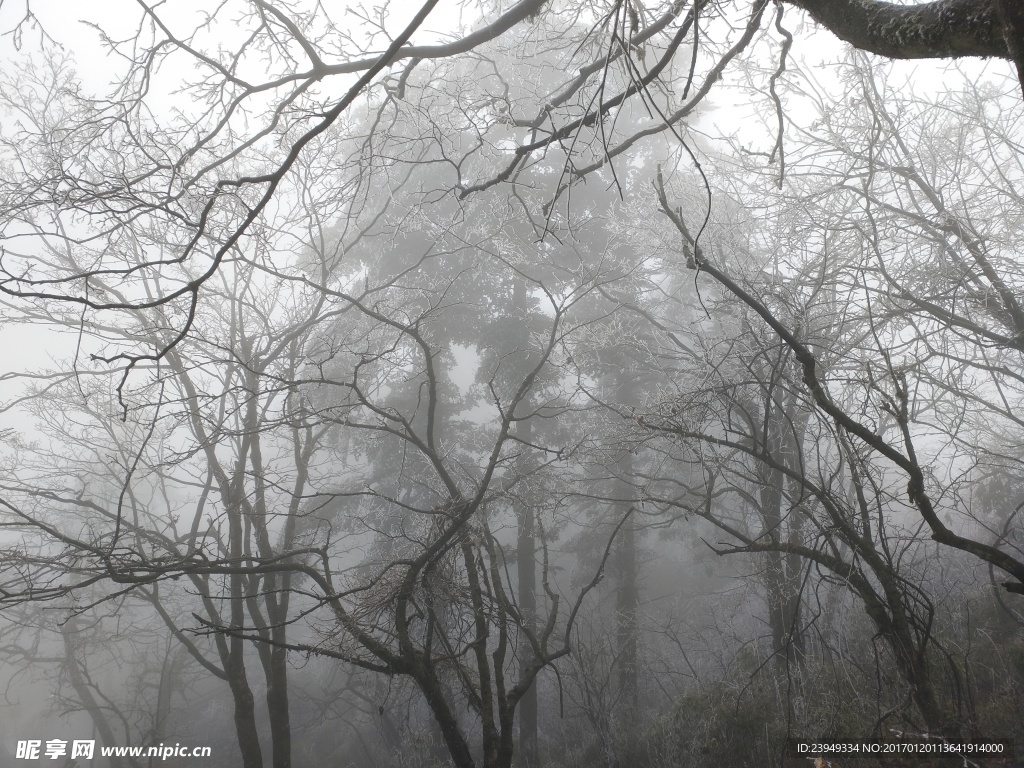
[614,499,639,714]
[759,389,807,671]
[761,466,805,670]
[510,275,539,768]
[266,644,291,768]
[515,418,539,768]
[861,583,947,736]
[418,671,478,768]
[225,646,265,768]
[60,618,125,768]
[227,478,265,768]
[613,369,640,721]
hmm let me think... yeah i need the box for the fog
[1,2,1023,767]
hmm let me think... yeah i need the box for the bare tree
[3,2,1024,764]
[652,59,1024,597]
[622,56,1024,736]
[0,227,344,766]
[2,0,1021,387]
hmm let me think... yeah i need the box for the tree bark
[265,645,291,768]
[788,0,1006,60]
[995,0,1024,97]
[225,640,265,768]
[417,668,478,768]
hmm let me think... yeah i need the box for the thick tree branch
[788,0,1005,60]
